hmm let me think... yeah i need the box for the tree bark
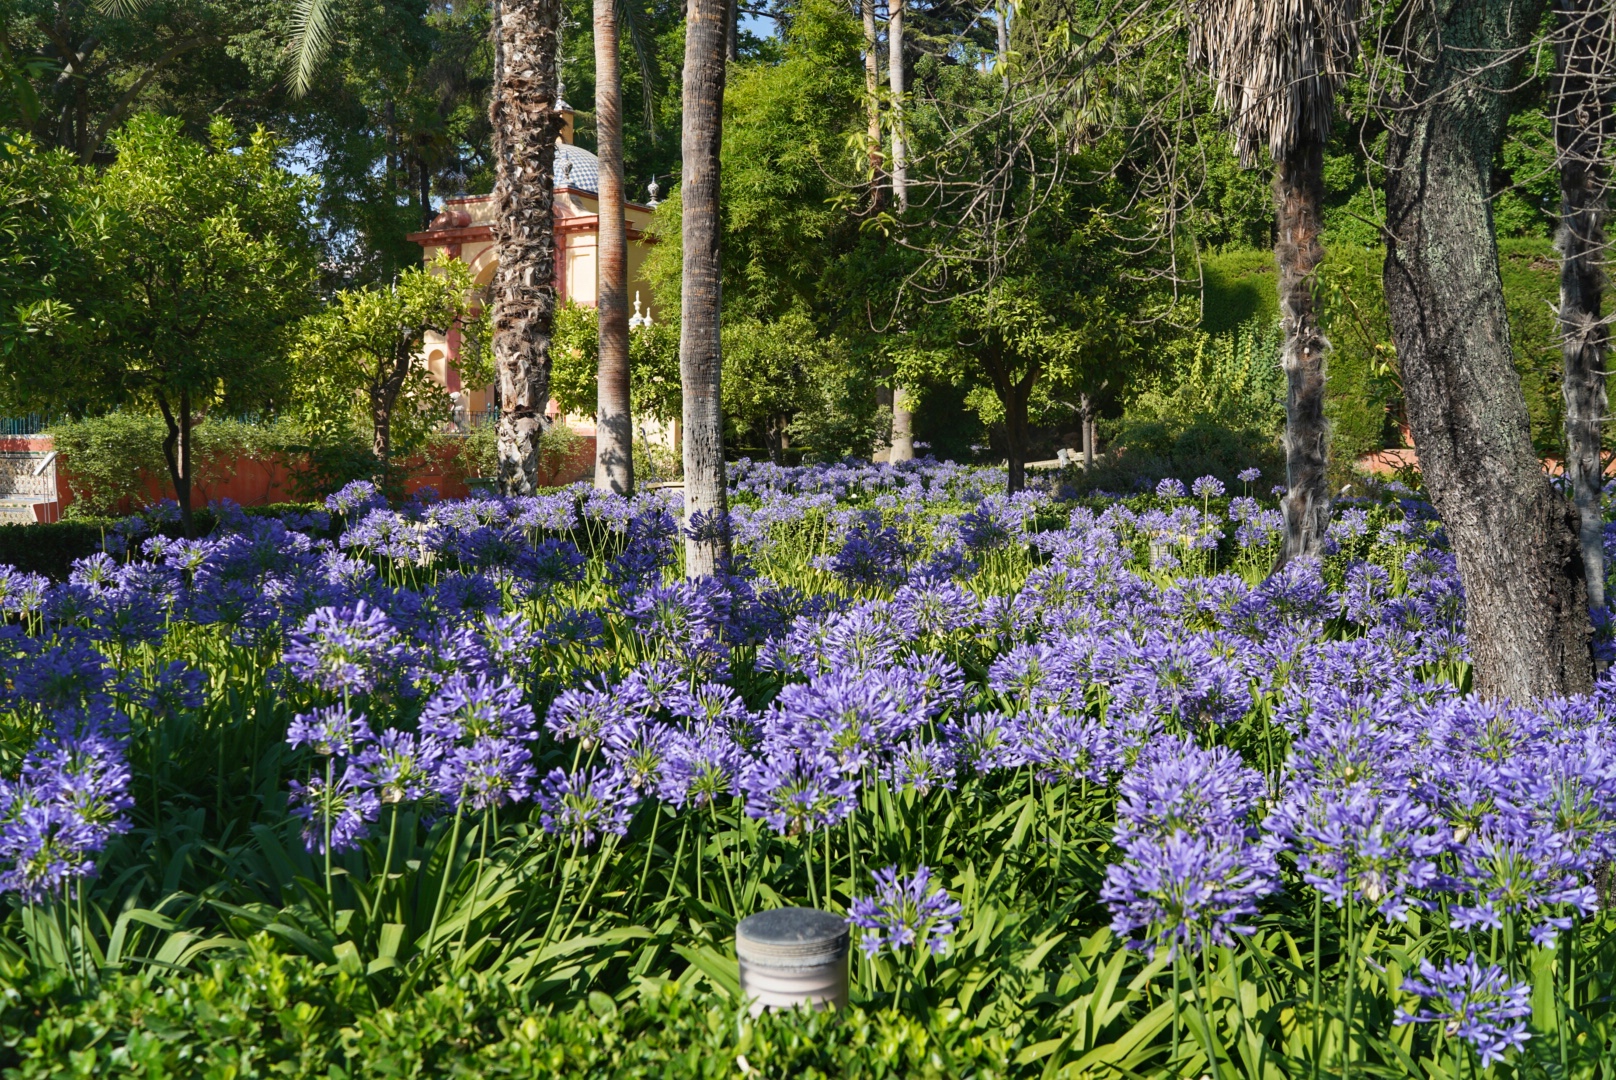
[1554,0,1611,617]
[887,0,907,212]
[727,0,739,62]
[860,0,885,210]
[1382,0,1591,700]
[1081,391,1095,469]
[889,383,915,460]
[490,0,563,496]
[1273,134,1331,570]
[594,0,634,495]
[155,388,195,538]
[680,0,731,577]
[370,345,413,467]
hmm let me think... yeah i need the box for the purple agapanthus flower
[1394,956,1532,1066]
[740,749,858,835]
[848,865,963,958]
[537,765,638,848]
[1155,478,1187,499]
[421,673,536,742]
[288,770,380,855]
[352,729,441,805]
[1237,467,1261,484]
[286,705,375,758]
[282,601,402,695]
[658,722,744,808]
[1191,476,1225,499]
[439,736,536,811]
[1100,831,1278,959]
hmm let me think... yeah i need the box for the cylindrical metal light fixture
[735,907,849,1016]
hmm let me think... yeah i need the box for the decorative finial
[646,175,660,207]
[630,291,652,329]
[561,155,573,185]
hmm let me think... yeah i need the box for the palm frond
[91,0,155,15]
[287,0,339,99]
[1186,0,1363,164]
[615,0,659,135]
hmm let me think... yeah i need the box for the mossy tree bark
[1382,0,1592,699]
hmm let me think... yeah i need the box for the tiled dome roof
[556,143,599,194]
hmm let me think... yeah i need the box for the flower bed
[2,459,1614,1077]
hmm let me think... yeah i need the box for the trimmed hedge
[0,504,333,580]
[2,939,1021,1079]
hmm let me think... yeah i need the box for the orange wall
[9,434,599,520]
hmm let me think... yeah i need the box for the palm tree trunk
[681,0,731,578]
[594,0,634,495]
[1273,133,1331,570]
[490,0,563,497]
[1383,0,1591,700]
[887,0,907,212]
[1555,0,1611,616]
[861,0,885,209]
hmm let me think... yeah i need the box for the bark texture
[490,0,563,497]
[1382,0,1592,700]
[680,0,732,577]
[594,0,634,495]
[860,0,885,210]
[887,0,908,212]
[1554,0,1611,615]
[889,385,915,461]
[369,342,413,466]
[1273,135,1331,569]
[155,388,196,538]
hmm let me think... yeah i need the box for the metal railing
[0,415,54,437]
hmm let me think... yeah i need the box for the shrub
[50,414,309,518]
[0,503,330,578]
[2,940,1020,1080]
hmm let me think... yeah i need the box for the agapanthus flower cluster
[848,865,962,958]
[1394,956,1532,1066]
[1102,739,1277,958]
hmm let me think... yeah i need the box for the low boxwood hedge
[0,503,334,580]
[1,940,1021,1080]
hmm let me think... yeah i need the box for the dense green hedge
[0,504,332,580]
[2,940,1020,1080]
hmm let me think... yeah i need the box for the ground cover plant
[3,461,1616,1078]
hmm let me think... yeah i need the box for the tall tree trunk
[490,0,564,496]
[883,2,916,461]
[594,0,634,495]
[155,388,195,538]
[1273,134,1331,570]
[680,0,731,578]
[727,0,739,62]
[1555,0,1611,617]
[371,348,413,467]
[995,2,1009,93]
[1004,389,1029,494]
[1081,391,1095,469]
[1382,0,1591,700]
[889,384,915,460]
[861,0,885,210]
[887,0,907,212]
